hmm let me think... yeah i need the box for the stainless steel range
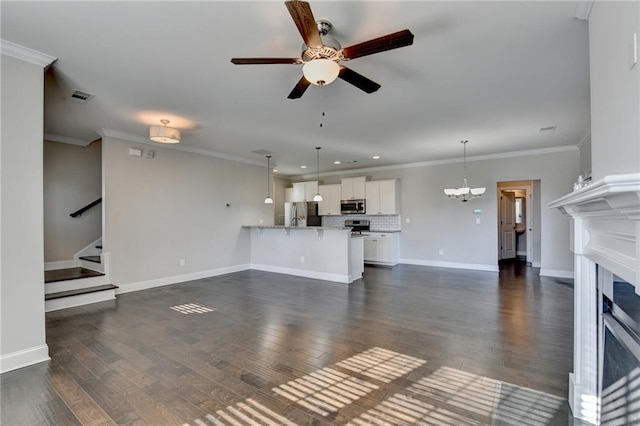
[345,219,370,235]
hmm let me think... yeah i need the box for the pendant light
[444,140,486,202]
[264,155,273,204]
[149,119,180,144]
[312,147,323,202]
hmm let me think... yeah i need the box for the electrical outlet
[300,256,305,263]
[179,259,186,267]
[439,249,444,256]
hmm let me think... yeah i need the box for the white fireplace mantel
[548,173,640,425]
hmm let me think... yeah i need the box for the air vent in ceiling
[539,125,557,132]
[69,90,94,104]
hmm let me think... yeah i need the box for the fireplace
[600,274,640,424]
[549,173,640,425]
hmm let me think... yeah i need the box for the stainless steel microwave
[341,199,365,214]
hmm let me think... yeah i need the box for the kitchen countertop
[242,225,351,230]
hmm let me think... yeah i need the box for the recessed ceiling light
[540,125,557,132]
[273,168,278,173]
[372,155,381,160]
[333,160,342,165]
[300,165,307,169]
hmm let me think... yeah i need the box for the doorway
[497,180,540,267]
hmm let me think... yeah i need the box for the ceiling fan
[231,0,414,99]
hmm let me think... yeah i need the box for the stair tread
[79,255,101,263]
[45,284,118,300]
[45,267,104,283]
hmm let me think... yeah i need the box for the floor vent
[169,303,216,314]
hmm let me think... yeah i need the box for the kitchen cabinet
[365,179,400,215]
[291,181,319,202]
[341,176,366,200]
[362,232,399,266]
[318,184,341,216]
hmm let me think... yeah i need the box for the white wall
[44,140,101,262]
[102,137,273,291]
[311,149,578,274]
[589,1,640,180]
[0,54,49,372]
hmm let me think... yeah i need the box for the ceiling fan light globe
[313,193,323,202]
[303,59,340,86]
[444,189,456,196]
[471,187,486,196]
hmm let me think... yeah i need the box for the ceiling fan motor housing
[301,21,342,63]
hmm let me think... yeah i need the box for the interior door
[500,191,516,259]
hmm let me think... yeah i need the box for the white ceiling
[1,1,590,176]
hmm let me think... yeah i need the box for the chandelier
[444,140,486,202]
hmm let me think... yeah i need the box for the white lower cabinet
[362,232,399,266]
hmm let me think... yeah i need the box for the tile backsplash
[323,214,401,231]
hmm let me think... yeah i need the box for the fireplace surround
[549,173,640,424]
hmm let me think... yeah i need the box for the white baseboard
[251,264,350,284]
[116,264,251,294]
[44,260,78,271]
[0,344,50,373]
[539,269,574,279]
[399,258,499,272]
[45,289,116,312]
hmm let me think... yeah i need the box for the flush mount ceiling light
[302,58,340,86]
[149,119,180,144]
[444,140,486,202]
[264,155,273,204]
[312,147,323,202]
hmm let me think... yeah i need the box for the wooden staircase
[45,243,117,312]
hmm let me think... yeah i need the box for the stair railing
[70,198,102,218]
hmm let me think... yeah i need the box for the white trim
[116,264,251,294]
[250,264,350,284]
[74,237,103,260]
[44,133,93,147]
[44,260,78,271]
[573,0,594,21]
[539,269,574,279]
[0,344,50,374]
[400,258,499,272]
[576,133,591,150]
[0,40,56,68]
[516,251,527,256]
[533,261,541,268]
[296,145,578,179]
[98,128,265,168]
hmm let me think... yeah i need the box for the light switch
[476,217,481,224]
[129,148,142,157]
[405,217,411,224]
[631,33,638,70]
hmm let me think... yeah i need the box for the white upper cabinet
[318,184,341,216]
[341,176,367,200]
[291,181,319,202]
[365,179,400,215]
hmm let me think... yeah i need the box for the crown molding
[44,133,93,147]
[296,145,579,180]
[573,0,594,21]
[576,132,591,149]
[97,128,265,168]
[0,39,56,68]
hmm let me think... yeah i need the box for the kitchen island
[242,226,364,284]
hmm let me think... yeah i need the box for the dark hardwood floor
[2,262,579,425]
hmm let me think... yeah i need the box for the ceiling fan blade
[338,67,381,94]
[231,58,302,65]
[285,1,323,49]
[342,29,414,60]
[287,76,311,99]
